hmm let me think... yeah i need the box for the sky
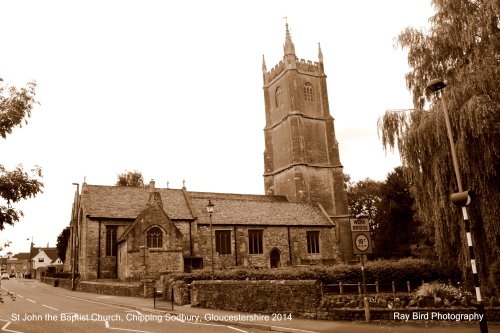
[0,0,434,256]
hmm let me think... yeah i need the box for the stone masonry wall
[191,280,321,315]
[196,225,338,269]
[82,218,99,280]
[120,203,184,281]
[289,226,339,265]
[173,221,193,257]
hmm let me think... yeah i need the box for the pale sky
[0,0,434,255]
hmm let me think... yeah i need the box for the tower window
[146,226,163,248]
[106,225,117,256]
[306,231,320,254]
[248,230,263,254]
[304,82,314,102]
[275,86,283,107]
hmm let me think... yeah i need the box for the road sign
[350,218,373,254]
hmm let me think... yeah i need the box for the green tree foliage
[378,0,499,292]
[0,78,43,230]
[56,226,71,263]
[345,176,382,239]
[374,167,419,259]
[115,170,145,187]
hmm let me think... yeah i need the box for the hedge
[164,258,460,287]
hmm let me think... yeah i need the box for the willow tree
[378,0,499,293]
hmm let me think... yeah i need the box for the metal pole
[439,91,488,333]
[209,212,214,280]
[360,255,370,322]
[141,245,147,298]
[441,96,463,192]
[171,287,174,311]
[71,226,75,290]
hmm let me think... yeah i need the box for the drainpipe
[189,221,193,256]
[234,225,238,266]
[97,220,101,279]
[287,226,292,265]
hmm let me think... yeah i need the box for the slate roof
[12,252,31,260]
[79,184,333,227]
[32,247,60,263]
[42,248,60,263]
[189,192,333,226]
[82,185,194,220]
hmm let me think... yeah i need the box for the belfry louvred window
[275,86,283,107]
[304,82,314,102]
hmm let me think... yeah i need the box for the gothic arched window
[146,226,163,248]
[304,82,314,102]
[275,86,283,107]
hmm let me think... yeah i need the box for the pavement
[22,279,500,333]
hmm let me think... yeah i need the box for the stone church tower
[262,23,349,219]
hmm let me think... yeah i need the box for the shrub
[163,258,460,288]
[414,282,472,300]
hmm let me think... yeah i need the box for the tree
[378,0,499,292]
[115,170,145,187]
[345,176,383,239]
[0,78,43,230]
[56,226,70,263]
[373,167,419,259]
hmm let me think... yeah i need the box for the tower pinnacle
[283,22,296,56]
[318,42,323,62]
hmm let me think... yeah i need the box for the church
[65,24,354,281]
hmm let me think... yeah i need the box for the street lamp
[206,200,215,280]
[426,79,488,333]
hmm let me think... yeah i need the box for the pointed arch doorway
[270,248,281,268]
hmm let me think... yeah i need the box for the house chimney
[149,179,155,191]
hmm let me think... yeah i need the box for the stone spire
[283,22,296,57]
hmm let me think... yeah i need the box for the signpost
[350,216,372,322]
[350,217,372,255]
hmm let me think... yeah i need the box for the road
[1,278,499,333]
[0,278,259,333]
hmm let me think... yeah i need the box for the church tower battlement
[262,23,349,219]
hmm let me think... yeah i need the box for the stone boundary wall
[161,280,190,305]
[41,277,143,297]
[41,277,72,289]
[190,280,500,322]
[76,281,144,297]
[191,280,321,315]
[39,278,500,322]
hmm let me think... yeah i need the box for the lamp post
[206,200,215,280]
[426,79,488,333]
